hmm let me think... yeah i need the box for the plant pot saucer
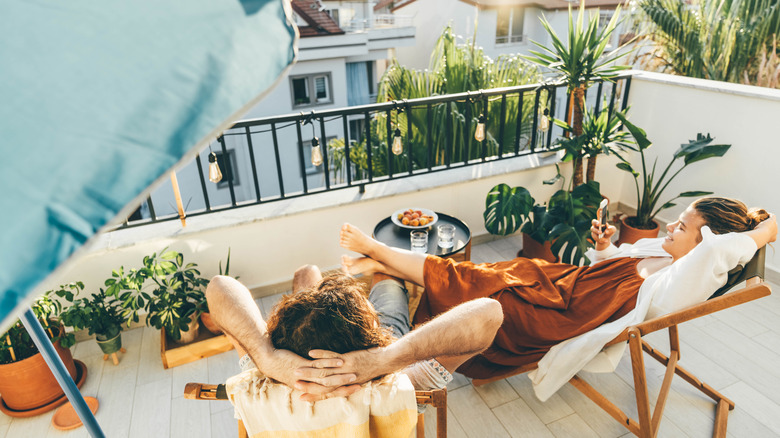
[0,359,87,418]
[51,396,99,430]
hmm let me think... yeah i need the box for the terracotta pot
[174,318,200,345]
[616,216,660,246]
[518,233,557,262]
[0,338,77,412]
[199,312,223,335]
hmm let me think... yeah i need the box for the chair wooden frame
[472,247,771,438]
[184,382,447,438]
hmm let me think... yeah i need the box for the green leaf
[616,161,638,176]
[161,250,178,260]
[678,191,712,197]
[483,184,535,235]
[683,144,731,165]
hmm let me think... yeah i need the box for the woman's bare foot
[341,255,383,276]
[340,223,379,256]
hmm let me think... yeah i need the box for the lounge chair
[471,246,771,438]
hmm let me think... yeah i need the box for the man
[206,265,503,402]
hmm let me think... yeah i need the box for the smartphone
[596,199,609,239]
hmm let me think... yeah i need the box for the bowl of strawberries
[391,208,438,229]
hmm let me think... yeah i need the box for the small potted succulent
[613,113,731,245]
[58,282,129,363]
[106,249,209,344]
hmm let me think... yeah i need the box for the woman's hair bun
[747,208,770,230]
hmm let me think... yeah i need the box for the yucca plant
[524,1,631,185]
[553,104,633,167]
[638,0,780,86]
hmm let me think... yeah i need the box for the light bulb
[539,109,550,132]
[474,114,486,142]
[392,128,403,155]
[208,152,223,183]
[311,137,323,166]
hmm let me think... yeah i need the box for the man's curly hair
[266,273,394,358]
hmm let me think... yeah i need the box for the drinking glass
[437,224,455,248]
[410,230,428,253]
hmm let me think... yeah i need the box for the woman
[339,197,776,399]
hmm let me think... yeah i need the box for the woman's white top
[528,227,757,401]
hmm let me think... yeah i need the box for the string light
[475,114,486,142]
[392,107,403,155]
[310,137,323,166]
[539,108,550,132]
[207,144,222,183]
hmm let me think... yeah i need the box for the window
[325,8,340,27]
[290,73,333,108]
[496,6,524,44]
[598,10,614,32]
[213,149,239,189]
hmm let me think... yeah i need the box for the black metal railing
[122,74,632,228]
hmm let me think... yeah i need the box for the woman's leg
[340,223,426,286]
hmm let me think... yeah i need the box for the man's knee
[293,264,322,292]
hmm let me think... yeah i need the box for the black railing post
[464,93,472,164]
[480,93,487,162]
[595,80,604,113]
[244,126,261,202]
[386,107,394,178]
[546,86,557,149]
[365,111,373,183]
[608,81,618,118]
[295,120,309,194]
[445,102,452,168]
[147,196,157,221]
[319,116,331,190]
[405,100,413,176]
[498,94,507,158]
[514,91,524,155]
[530,88,541,153]
[342,115,352,186]
[271,122,286,197]
[621,76,632,111]
[426,103,433,170]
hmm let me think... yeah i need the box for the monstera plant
[484,176,602,264]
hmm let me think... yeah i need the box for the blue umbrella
[0,0,297,434]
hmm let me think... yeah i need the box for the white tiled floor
[2,236,779,437]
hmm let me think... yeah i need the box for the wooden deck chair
[472,246,771,438]
[184,382,447,438]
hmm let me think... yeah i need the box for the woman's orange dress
[412,256,645,379]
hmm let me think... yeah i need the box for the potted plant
[57,282,129,364]
[0,287,84,416]
[106,248,209,344]
[484,165,603,264]
[613,112,731,245]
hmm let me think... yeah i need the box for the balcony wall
[40,72,780,299]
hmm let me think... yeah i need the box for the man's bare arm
[206,276,358,395]
[296,297,503,389]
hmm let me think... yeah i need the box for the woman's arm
[645,226,761,318]
[744,213,777,247]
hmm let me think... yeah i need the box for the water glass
[437,224,455,248]
[410,230,428,253]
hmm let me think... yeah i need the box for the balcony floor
[1,235,779,437]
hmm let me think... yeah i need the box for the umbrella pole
[170,172,186,227]
[20,310,105,438]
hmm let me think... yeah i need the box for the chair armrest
[604,281,771,347]
[184,383,228,400]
